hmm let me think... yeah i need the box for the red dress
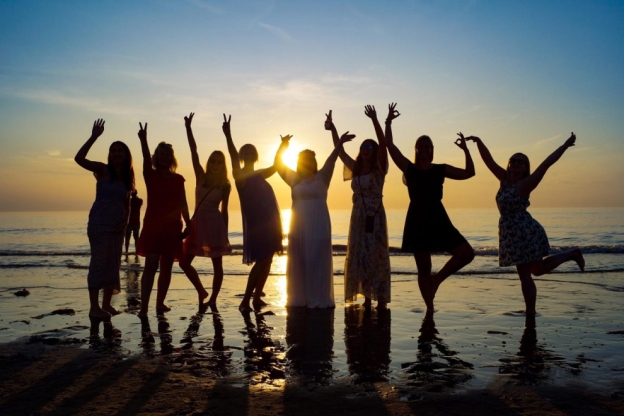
[137,170,185,261]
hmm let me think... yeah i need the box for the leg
[363,296,372,308]
[101,288,120,315]
[133,227,140,257]
[252,257,273,307]
[207,256,224,305]
[179,253,209,305]
[414,253,434,312]
[531,248,585,276]
[88,289,110,319]
[517,263,537,315]
[124,228,131,255]
[156,255,175,312]
[138,253,160,318]
[431,242,475,297]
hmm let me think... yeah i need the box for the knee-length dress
[137,171,186,261]
[344,169,391,303]
[87,179,128,293]
[402,163,467,253]
[496,183,550,266]
[236,174,283,265]
[183,184,232,258]
[286,164,336,308]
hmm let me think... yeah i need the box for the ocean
[1,208,623,393]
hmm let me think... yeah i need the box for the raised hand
[454,132,469,150]
[339,131,356,145]
[564,132,576,148]
[464,135,482,144]
[138,122,148,141]
[364,105,377,119]
[92,118,105,139]
[387,103,400,122]
[324,109,333,130]
[184,112,194,129]
[222,114,232,136]
[280,134,293,143]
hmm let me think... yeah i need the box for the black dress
[401,162,467,253]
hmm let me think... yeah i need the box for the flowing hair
[151,142,178,172]
[506,153,531,182]
[204,150,230,189]
[107,141,135,191]
[402,135,434,185]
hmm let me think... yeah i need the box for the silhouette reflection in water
[286,307,335,384]
[498,316,578,384]
[123,260,141,313]
[241,310,286,384]
[402,312,473,391]
[343,305,391,383]
[89,319,123,353]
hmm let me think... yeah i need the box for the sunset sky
[1,0,623,211]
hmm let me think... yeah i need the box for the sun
[281,145,301,170]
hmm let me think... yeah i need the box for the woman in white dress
[275,130,355,308]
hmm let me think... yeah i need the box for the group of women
[75,103,585,321]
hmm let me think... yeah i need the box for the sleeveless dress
[183,184,232,258]
[402,163,467,253]
[496,183,550,266]
[137,170,185,261]
[87,179,128,293]
[344,169,391,303]
[236,173,283,265]
[286,166,335,308]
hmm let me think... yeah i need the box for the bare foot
[102,306,121,316]
[573,249,585,273]
[137,310,148,319]
[156,304,171,314]
[239,302,253,313]
[363,297,372,309]
[198,289,209,305]
[252,298,268,308]
[89,309,111,320]
[376,301,387,310]
[206,298,217,307]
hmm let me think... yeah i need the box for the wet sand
[1,255,624,414]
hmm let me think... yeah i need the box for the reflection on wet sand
[402,312,474,391]
[123,259,141,313]
[343,305,391,383]
[89,319,123,353]
[241,310,286,384]
[286,308,335,385]
[498,316,580,384]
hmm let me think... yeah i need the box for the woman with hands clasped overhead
[222,114,283,312]
[136,122,191,318]
[467,133,584,316]
[326,107,391,310]
[75,119,135,320]
[179,113,232,308]
[384,103,475,312]
[274,126,355,308]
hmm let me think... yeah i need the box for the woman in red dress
[136,122,191,317]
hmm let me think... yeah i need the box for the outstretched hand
[92,118,105,139]
[464,135,481,144]
[387,103,400,121]
[184,112,194,129]
[454,132,469,150]
[364,105,377,119]
[324,109,333,130]
[222,114,232,136]
[280,134,293,143]
[138,122,148,141]
[339,131,356,145]
[564,132,576,148]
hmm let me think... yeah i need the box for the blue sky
[1,0,623,210]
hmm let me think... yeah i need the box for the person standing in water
[467,133,584,315]
[125,190,143,257]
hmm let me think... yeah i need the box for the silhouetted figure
[222,114,283,312]
[136,122,191,317]
[274,129,354,308]
[468,133,584,315]
[328,107,391,310]
[179,113,232,307]
[125,190,143,256]
[75,119,135,320]
[384,104,475,312]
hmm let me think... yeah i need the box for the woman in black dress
[384,104,475,312]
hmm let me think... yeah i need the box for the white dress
[286,161,336,308]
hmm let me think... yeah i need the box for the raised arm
[184,112,205,184]
[137,122,153,176]
[444,132,475,180]
[467,136,506,181]
[384,103,410,172]
[364,105,388,173]
[74,119,108,177]
[222,114,241,178]
[326,110,355,171]
[273,135,298,187]
[517,133,576,197]
[318,131,356,187]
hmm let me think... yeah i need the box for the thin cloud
[187,0,224,15]
[533,134,562,148]
[258,22,294,42]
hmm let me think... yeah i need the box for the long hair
[107,141,135,191]
[151,142,178,172]
[352,139,379,177]
[506,153,531,182]
[239,144,258,165]
[414,135,434,163]
[204,150,230,189]
[297,150,318,175]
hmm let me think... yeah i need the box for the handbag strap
[356,174,382,217]
[190,185,216,223]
